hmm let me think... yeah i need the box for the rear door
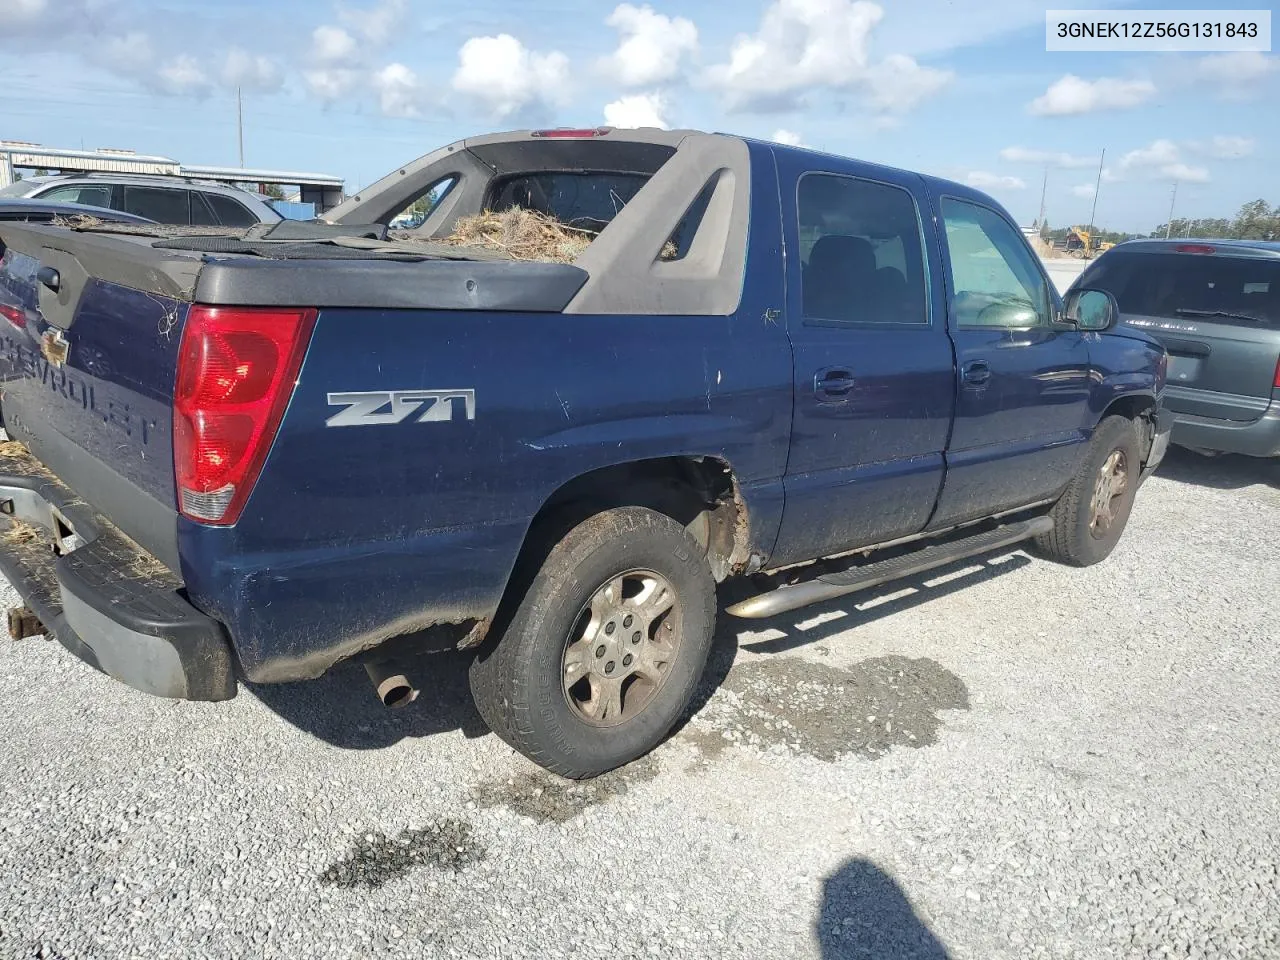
[929,195,1092,529]
[1081,248,1280,422]
[121,185,192,224]
[769,154,955,567]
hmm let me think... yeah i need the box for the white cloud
[341,0,407,46]
[0,0,48,27]
[772,129,805,146]
[604,92,669,129]
[373,62,425,118]
[311,24,359,64]
[965,171,1025,191]
[222,48,281,93]
[305,68,362,100]
[1161,163,1210,183]
[1071,183,1097,199]
[1186,135,1255,160]
[864,54,952,113]
[156,55,211,96]
[1120,139,1179,169]
[1193,52,1278,97]
[1029,74,1155,116]
[704,0,949,114]
[100,31,154,74]
[999,146,1095,169]
[452,34,571,120]
[601,4,697,87]
[1119,139,1209,183]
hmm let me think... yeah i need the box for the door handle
[815,368,856,399]
[962,360,991,385]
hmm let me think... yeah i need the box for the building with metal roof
[0,142,345,211]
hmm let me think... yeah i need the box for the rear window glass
[1085,252,1280,328]
[486,172,649,233]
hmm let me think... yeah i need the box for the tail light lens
[1274,356,1280,391]
[0,303,26,329]
[174,305,316,525]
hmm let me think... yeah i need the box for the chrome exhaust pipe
[364,660,418,709]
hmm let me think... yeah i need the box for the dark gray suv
[1074,239,1280,457]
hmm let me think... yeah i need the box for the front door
[928,195,1092,529]
[770,158,955,567]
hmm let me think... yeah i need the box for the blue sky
[2,0,1276,232]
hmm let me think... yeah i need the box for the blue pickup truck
[0,128,1169,778]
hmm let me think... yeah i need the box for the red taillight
[174,305,316,525]
[530,127,611,138]
[0,303,26,329]
[1175,244,1216,255]
[1274,356,1280,390]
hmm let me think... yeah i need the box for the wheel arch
[1098,391,1159,460]
[520,455,753,583]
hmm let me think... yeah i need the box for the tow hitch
[7,606,45,640]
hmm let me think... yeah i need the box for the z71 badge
[325,389,476,428]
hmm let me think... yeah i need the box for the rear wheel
[1035,415,1141,567]
[469,506,716,779]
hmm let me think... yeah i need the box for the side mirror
[1064,288,1117,332]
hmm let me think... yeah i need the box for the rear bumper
[0,444,236,701]
[1169,399,1280,458]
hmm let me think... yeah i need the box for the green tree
[262,183,286,200]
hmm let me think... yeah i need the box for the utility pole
[1037,168,1048,230]
[1088,148,1105,234]
[236,86,245,168]
[1165,181,1178,239]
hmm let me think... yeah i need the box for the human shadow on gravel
[1154,446,1278,491]
[818,859,950,959]
[246,625,490,750]
[718,550,1032,657]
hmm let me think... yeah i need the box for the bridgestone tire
[1035,415,1141,567]
[469,506,716,779]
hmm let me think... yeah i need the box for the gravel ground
[1,448,1278,960]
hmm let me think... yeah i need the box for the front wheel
[469,506,717,779]
[1035,415,1141,567]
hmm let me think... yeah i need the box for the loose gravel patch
[1,448,1278,959]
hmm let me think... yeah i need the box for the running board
[726,516,1054,620]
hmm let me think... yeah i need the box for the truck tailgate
[0,224,197,569]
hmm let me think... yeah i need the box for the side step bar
[726,516,1054,619]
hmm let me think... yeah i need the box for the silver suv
[0,174,281,226]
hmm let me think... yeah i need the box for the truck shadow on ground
[818,858,951,959]
[1155,446,1278,490]
[249,551,1026,753]
[245,629,490,750]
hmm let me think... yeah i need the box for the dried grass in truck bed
[436,209,596,263]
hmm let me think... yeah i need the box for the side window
[388,176,458,229]
[941,198,1051,328]
[205,194,257,227]
[798,173,928,324]
[123,186,191,224]
[190,192,220,226]
[39,185,112,208]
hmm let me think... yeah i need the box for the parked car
[1073,239,1280,457]
[0,128,1170,778]
[0,174,281,226]
[0,198,153,225]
